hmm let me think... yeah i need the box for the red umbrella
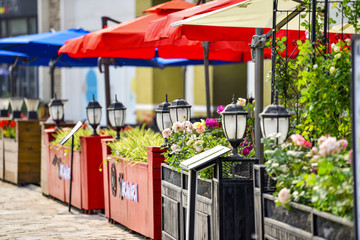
[59,0,248,62]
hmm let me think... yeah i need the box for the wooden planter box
[253,165,354,240]
[161,157,258,240]
[101,139,165,240]
[46,132,111,211]
[40,122,76,195]
[0,120,41,185]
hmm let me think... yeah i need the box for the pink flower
[172,122,185,133]
[217,105,225,114]
[278,188,290,204]
[184,121,193,133]
[318,134,330,145]
[338,139,348,150]
[318,137,340,157]
[205,118,218,128]
[162,128,172,138]
[195,125,205,134]
[171,144,180,153]
[289,134,312,148]
[348,149,353,164]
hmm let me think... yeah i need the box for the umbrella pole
[98,58,111,126]
[9,57,20,97]
[49,54,63,99]
[254,28,264,164]
[202,41,211,118]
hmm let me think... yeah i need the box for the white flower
[237,98,246,107]
[334,46,340,53]
[171,144,181,153]
[331,43,336,50]
[330,66,336,75]
[335,53,341,59]
[162,128,172,139]
[313,64,318,70]
[172,122,185,133]
[278,188,290,204]
[345,38,351,46]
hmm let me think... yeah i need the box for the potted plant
[161,101,258,240]
[46,125,114,212]
[254,134,354,239]
[101,125,164,240]
[0,118,41,185]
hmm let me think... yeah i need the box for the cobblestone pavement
[0,181,146,240]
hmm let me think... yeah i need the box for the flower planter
[253,165,354,240]
[161,157,258,240]
[40,122,76,195]
[45,131,111,211]
[1,120,41,185]
[101,139,165,240]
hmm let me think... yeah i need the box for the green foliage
[296,39,351,141]
[50,127,93,150]
[264,134,353,220]
[107,125,163,163]
[163,119,230,178]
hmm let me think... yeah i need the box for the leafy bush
[107,125,163,163]
[264,134,353,220]
[50,126,93,150]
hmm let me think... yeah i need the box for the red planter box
[45,129,112,211]
[101,139,165,240]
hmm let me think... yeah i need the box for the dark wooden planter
[161,157,258,240]
[253,165,354,240]
[45,131,111,211]
[0,120,41,185]
[101,139,165,240]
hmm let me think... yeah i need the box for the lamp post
[48,95,64,129]
[259,94,291,145]
[24,98,40,120]
[0,98,9,117]
[107,95,126,140]
[155,94,171,147]
[86,95,102,136]
[10,98,23,119]
[221,95,248,156]
[168,98,191,124]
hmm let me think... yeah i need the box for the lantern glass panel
[108,110,115,127]
[170,108,189,123]
[10,99,23,111]
[87,108,101,125]
[0,98,9,110]
[114,109,126,127]
[50,105,64,121]
[24,98,40,112]
[262,117,289,144]
[222,114,247,140]
[156,112,171,132]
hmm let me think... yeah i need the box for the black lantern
[48,95,64,129]
[155,94,171,132]
[259,94,291,145]
[0,98,9,117]
[24,98,40,120]
[107,95,126,140]
[221,95,248,156]
[86,95,102,136]
[168,98,191,124]
[10,98,23,119]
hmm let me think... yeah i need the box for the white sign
[59,163,71,180]
[121,180,138,202]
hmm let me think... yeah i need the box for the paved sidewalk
[0,181,146,240]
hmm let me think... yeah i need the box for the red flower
[9,120,16,128]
